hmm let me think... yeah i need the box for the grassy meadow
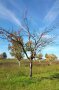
[0,59,59,90]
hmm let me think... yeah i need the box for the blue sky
[0,0,59,58]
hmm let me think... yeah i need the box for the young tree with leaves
[45,53,57,61]
[45,53,57,65]
[8,33,23,66]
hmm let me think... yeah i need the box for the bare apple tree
[0,16,55,77]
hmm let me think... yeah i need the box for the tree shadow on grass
[38,73,59,82]
[50,73,59,79]
[23,73,59,85]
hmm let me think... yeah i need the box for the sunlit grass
[0,59,59,90]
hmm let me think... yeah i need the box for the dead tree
[0,17,55,77]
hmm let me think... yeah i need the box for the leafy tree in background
[8,34,23,66]
[36,53,43,62]
[2,52,7,59]
[45,53,57,64]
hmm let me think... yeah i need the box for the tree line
[37,53,57,61]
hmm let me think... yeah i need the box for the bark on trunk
[30,59,32,78]
[18,60,20,67]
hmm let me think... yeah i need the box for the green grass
[0,59,59,90]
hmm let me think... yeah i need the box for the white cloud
[0,4,25,30]
[44,0,59,24]
[42,34,53,39]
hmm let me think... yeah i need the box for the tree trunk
[18,60,20,67]
[30,59,33,78]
